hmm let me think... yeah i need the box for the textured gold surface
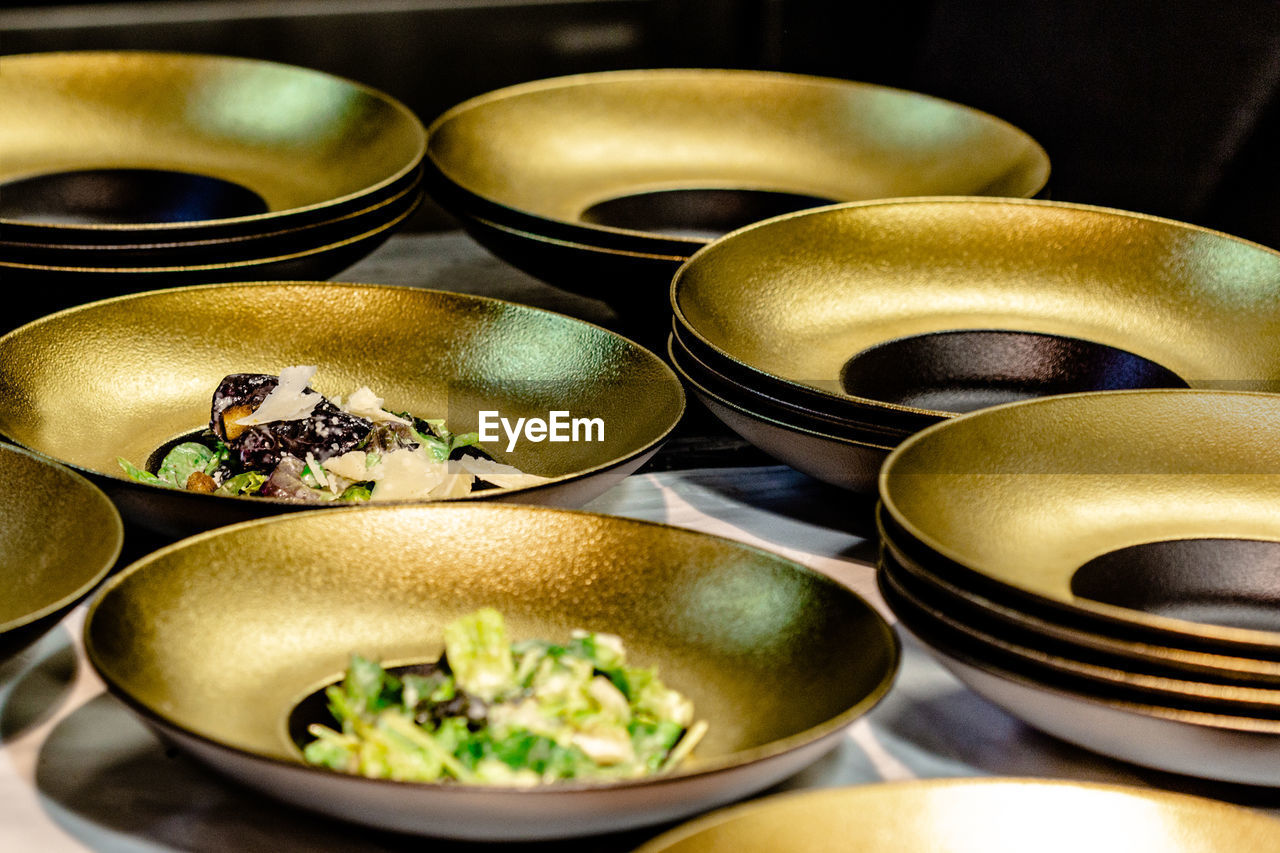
[0,443,121,632]
[633,778,1280,852]
[0,51,425,229]
[0,282,683,509]
[84,503,897,773]
[428,69,1049,242]
[672,199,1280,410]
[879,390,1280,645]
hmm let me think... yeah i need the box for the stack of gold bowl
[0,51,427,328]
[669,197,1280,493]
[424,68,1050,332]
[877,389,1280,786]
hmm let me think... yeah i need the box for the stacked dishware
[877,388,1280,785]
[424,69,1050,332]
[0,51,427,327]
[669,197,1280,493]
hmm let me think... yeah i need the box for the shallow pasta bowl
[879,389,1280,659]
[426,69,1048,308]
[0,282,684,540]
[672,198,1280,431]
[0,51,425,244]
[632,777,1280,852]
[0,442,122,662]
[82,503,898,840]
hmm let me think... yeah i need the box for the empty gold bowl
[0,51,425,242]
[426,69,1048,308]
[672,198,1280,431]
[633,778,1280,852]
[879,390,1280,656]
[83,503,898,839]
[0,282,684,539]
[0,442,122,661]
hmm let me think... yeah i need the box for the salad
[117,366,547,503]
[302,608,708,785]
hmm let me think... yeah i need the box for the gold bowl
[0,442,122,661]
[0,51,425,242]
[633,778,1280,852]
[426,69,1048,308]
[83,503,898,839]
[672,198,1280,431]
[0,282,684,540]
[879,389,1280,657]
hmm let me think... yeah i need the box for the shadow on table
[33,692,681,852]
[1,626,78,744]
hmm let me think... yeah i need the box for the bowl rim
[879,546,1280,714]
[81,501,900,794]
[425,68,1051,247]
[0,280,686,508]
[670,195,1280,420]
[668,333,895,452]
[899,602,1280,735]
[0,194,419,274]
[0,49,428,232]
[0,442,123,635]
[875,504,1280,682]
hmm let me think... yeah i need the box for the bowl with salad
[83,502,899,840]
[0,281,684,539]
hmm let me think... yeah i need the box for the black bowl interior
[840,329,1189,413]
[580,188,837,242]
[0,168,270,226]
[1072,539,1280,633]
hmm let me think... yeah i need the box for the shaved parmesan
[455,455,552,490]
[234,365,322,426]
[428,464,476,499]
[370,447,449,501]
[341,386,410,425]
[322,450,372,482]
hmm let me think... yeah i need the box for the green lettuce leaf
[443,607,514,701]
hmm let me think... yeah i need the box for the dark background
[4,0,1279,248]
